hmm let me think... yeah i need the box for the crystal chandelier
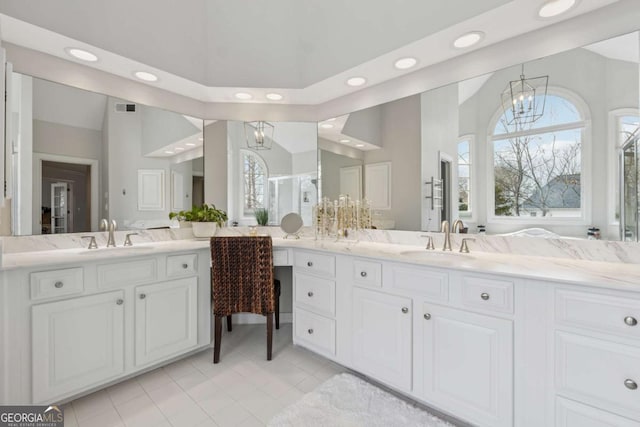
[500,64,548,126]
[244,121,274,150]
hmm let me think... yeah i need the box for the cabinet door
[421,304,513,427]
[32,291,125,403]
[135,277,197,366]
[352,287,412,391]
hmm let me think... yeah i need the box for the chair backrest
[210,236,274,317]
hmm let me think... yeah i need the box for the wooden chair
[210,236,276,363]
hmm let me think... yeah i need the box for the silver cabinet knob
[182,263,189,269]
[139,293,146,300]
[401,307,409,314]
[116,299,124,305]
[360,271,367,277]
[307,291,314,297]
[424,313,431,320]
[624,316,638,326]
[307,328,314,334]
[307,261,313,267]
[624,379,638,390]
[481,293,490,301]
[54,281,64,289]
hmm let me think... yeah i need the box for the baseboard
[231,312,293,324]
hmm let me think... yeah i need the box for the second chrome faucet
[100,218,117,247]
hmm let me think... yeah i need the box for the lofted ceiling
[0,0,627,106]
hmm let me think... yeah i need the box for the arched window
[490,91,588,220]
[240,149,268,215]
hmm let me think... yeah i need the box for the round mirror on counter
[280,212,303,239]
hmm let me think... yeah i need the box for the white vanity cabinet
[134,278,198,366]
[352,287,412,391]
[0,248,211,405]
[32,291,125,403]
[419,303,513,427]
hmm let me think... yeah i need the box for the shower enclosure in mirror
[621,121,640,241]
[3,72,205,236]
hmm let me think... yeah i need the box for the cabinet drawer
[353,259,382,288]
[556,289,640,339]
[390,265,448,302]
[294,251,335,277]
[295,273,335,317]
[98,258,157,288]
[30,267,84,300]
[273,249,289,266]
[294,308,335,356]
[166,254,197,278]
[556,332,640,420]
[461,276,514,314]
[556,397,640,427]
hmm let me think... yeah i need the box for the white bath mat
[268,373,456,427]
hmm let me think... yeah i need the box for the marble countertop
[2,237,639,291]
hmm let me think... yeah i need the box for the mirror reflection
[4,73,204,235]
[318,31,640,240]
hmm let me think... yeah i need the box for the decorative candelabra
[313,195,372,240]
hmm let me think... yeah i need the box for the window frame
[239,149,269,218]
[457,135,474,221]
[486,87,592,226]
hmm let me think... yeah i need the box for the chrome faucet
[441,220,452,251]
[101,218,117,247]
[452,219,465,233]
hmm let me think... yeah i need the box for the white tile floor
[62,323,346,427]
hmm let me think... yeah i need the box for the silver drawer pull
[624,316,638,326]
[54,281,64,289]
[360,271,367,277]
[424,313,431,320]
[401,307,409,314]
[624,379,638,390]
[307,291,314,297]
[116,299,124,305]
[307,328,314,335]
[481,293,490,301]
[307,261,313,267]
[139,293,146,300]
[182,263,189,269]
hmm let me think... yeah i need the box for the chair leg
[214,316,222,364]
[274,279,281,330]
[266,312,273,361]
[226,315,232,332]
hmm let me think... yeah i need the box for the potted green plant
[254,208,269,226]
[169,204,228,237]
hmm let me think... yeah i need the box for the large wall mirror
[2,72,205,236]
[319,30,639,240]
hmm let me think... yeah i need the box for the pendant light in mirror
[244,121,274,150]
[500,64,548,127]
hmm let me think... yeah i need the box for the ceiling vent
[115,103,136,112]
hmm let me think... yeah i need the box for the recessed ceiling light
[538,0,577,18]
[394,57,418,70]
[164,150,174,154]
[346,76,367,87]
[320,124,334,129]
[265,93,283,101]
[339,139,351,143]
[326,117,337,122]
[234,92,253,100]
[355,144,365,148]
[175,147,184,151]
[134,71,158,82]
[453,31,485,49]
[198,137,204,141]
[65,48,98,62]
[186,142,197,146]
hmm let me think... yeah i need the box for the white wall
[11,73,33,235]
[364,95,422,231]
[141,107,200,155]
[320,148,363,201]
[204,121,227,211]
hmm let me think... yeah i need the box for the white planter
[192,222,218,237]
